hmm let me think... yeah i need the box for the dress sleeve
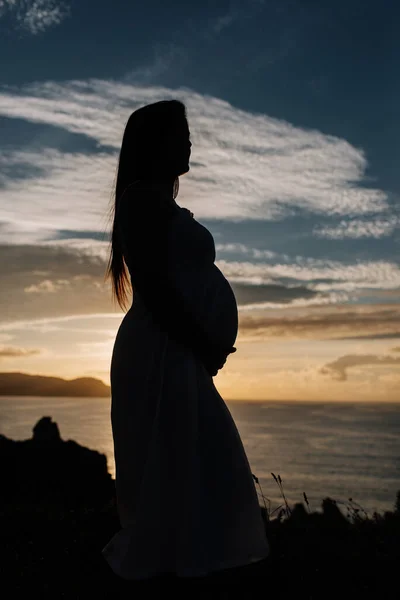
[117,188,226,362]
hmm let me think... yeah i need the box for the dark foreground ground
[3,493,399,599]
[1,418,399,599]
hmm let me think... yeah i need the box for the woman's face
[171,117,192,177]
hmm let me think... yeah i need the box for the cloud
[238,304,400,340]
[0,345,41,357]
[0,242,336,330]
[216,243,277,260]
[24,278,70,293]
[335,333,400,341]
[218,257,400,292]
[0,148,113,242]
[0,78,390,245]
[210,5,241,35]
[232,282,318,306]
[123,43,189,85]
[0,0,69,34]
[205,0,270,37]
[0,243,117,324]
[0,313,122,334]
[1,241,399,332]
[320,353,400,381]
[0,72,397,337]
[314,216,400,239]
[0,333,13,343]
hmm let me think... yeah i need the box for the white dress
[102,198,269,580]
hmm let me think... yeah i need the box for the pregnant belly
[176,264,238,349]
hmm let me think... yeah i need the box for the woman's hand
[203,346,236,377]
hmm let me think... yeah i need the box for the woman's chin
[179,164,190,176]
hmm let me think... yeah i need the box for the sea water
[0,396,398,515]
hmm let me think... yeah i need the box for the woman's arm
[117,188,233,375]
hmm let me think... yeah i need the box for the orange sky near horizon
[1,301,399,402]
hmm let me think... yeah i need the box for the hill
[0,372,110,397]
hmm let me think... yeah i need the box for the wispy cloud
[216,243,277,260]
[0,313,122,337]
[314,215,400,239]
[1,238,399,331]
[0,242,341,328]
[123,43,189,85]
[320,353,400,381]
[218,257,400,292]
[0,78,390,245]
[24,278,70,293]
[0,78,398,341]
[0,244,115,324]
[0,148,113,241]
[0,345,41,357]
[232,282,319,306]
[210,4,241,35]
[0,334,14,343]
[238,304,400,341]
[0,0,69,34]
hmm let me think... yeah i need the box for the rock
[32,416,61,443]
[0,417,115,508]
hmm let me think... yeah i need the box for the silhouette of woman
[102,100,269,580]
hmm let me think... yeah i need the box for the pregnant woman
[102,100,269,580]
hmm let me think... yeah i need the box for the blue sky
[0,0,399,400]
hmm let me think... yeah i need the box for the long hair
[105,100,187,310]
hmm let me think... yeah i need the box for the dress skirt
[102,293,269,579]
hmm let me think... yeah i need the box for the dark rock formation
[0,416,115,507]
[33,416,62,442]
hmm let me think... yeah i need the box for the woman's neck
[141,177,176,197]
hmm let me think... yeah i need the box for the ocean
[0,396,399,516]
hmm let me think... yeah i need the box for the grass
[2,474,399,599]
[254,471,391,523]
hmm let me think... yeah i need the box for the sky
[0,0,399,401]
